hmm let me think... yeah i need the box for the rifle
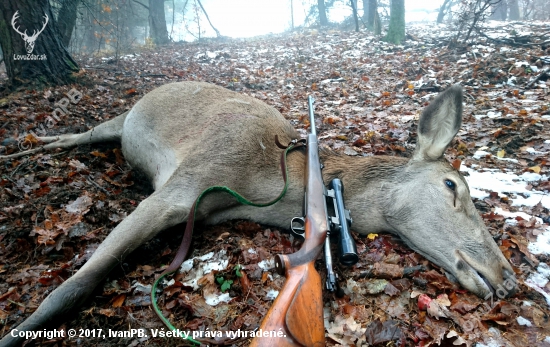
[250,96,358,347]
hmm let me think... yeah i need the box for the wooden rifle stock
[251,97,328,347]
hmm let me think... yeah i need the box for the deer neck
[319,151,409,236]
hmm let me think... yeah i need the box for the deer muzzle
[455,250,517,298]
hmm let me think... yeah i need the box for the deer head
[371,86,516,298]
[11,11,49,54]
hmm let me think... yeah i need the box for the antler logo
[11,11,49,54]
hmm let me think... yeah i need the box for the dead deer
[0,82,516,346]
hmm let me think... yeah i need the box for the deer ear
[412,85,463,161]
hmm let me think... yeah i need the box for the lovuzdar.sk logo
[11,10,48,60]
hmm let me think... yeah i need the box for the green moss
[65,58,79,71]
[384,0,405,45]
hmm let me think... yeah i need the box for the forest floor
[1,21,550,347]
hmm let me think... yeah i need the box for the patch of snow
[179,250,229,290]
[472,111,498,121]
[493,207,538,223]
[516,316,532,327]
[461,164,550,209]
[258,258,275,270]
[265,289,279,300]
[204,292,232,306]
[471,150,518,163]
[132,282,152,294]
[473,150,491,159]
[524,147,548,155]
[519,99,537,104]
[514,61,530,67]
[519,171,545,181]
[527,262,550,287]
[475,339,502,347]
[528,227,550,255]
[524,280,550,307]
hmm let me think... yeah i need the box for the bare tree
[196,0,221,37]
[509,0,521,20]
[451,0,502,45]
[55,0,81,47]
[385,0,405,44]
[318,0,329,26]
[437,0,454,23]
[149,0,169,44]
[490,0,507,20]
[350,0,359,32]
[365,0,381,34]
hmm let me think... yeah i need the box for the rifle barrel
[308,96,316,136]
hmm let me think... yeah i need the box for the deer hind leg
[0,112,129,160]
[40,111,129,149]
[0,184,191,347]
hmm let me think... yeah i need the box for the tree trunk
[317,0,328,26]
[509,0,520,20]
[149,0,169,44]
[57,0,80,48]
[437,0,452,23]
[366,0,380,34]
[0,0,79,86]
[350,0,359,32]
[490,0,507,21]
[290,0,294,30]
[362,0,368,21]
[385,0,405,44]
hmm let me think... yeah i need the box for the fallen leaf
[367,233,378,240]
[529,165,541,173]
[365,319,403,345]
[111,294,126,308]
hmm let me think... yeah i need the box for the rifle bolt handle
[274,254,286,276]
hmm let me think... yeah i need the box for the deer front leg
[0,187,189,347]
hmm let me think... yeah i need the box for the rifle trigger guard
[290,217,305,238]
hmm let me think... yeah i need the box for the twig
[476,28,550,47]
[132,0,149,10]
[526,67,550,89]
[86,177,110,195]
[196,0,221,37]
[84,66,119,71]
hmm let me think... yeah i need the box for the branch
[526,67,550,89]
[196,0,221,37]
[132,0,149,10]
[476,27,550,47]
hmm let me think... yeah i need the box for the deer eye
[445,179,456,191]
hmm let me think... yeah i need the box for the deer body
[0,82,516,347]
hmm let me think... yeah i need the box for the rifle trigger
[290,217,305,238]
